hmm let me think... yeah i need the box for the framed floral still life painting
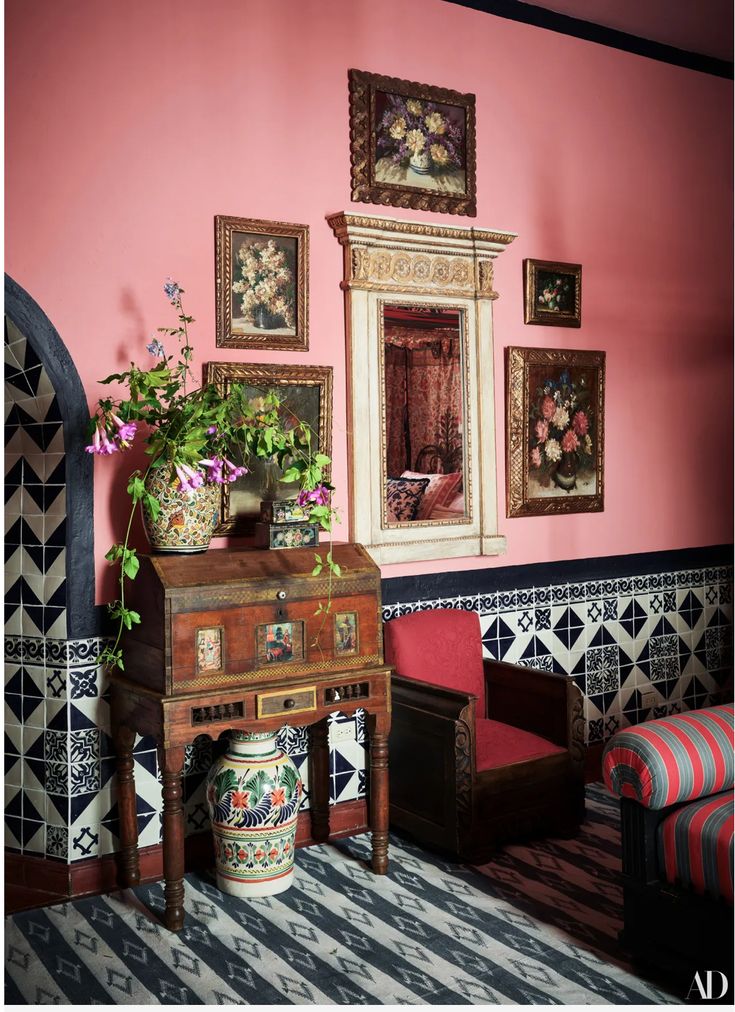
[215,215,309,350]
[506,347,605,517]
[523,259,582,327]
[348,69,476,216]
[204,362,332,535]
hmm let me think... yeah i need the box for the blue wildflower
[163,277,181,303]
[146,338,166,357]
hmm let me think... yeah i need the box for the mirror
[328,212,516,565]
[381,304,468,525]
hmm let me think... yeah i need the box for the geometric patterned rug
[4,785,680,1004]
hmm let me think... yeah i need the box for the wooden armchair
[385,609,585,863]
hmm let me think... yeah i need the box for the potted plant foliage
[86,279,337,670]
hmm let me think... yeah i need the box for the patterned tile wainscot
[3,556,731,862]
[381,549,733,747]
[4,634,367,862]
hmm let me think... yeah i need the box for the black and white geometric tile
[382,565,733,746]
[5,319,67,641]
[4,627,370,861]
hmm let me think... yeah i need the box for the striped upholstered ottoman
[603,704,734,981]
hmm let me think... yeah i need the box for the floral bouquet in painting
[538,275,572,313]
[529,369,594,490]
[376,94,464,174]
[232,239,295,330]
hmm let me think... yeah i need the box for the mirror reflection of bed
[383,304,467,524]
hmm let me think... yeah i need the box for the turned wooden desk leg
[308,718,330,843]
[368,712,390,874]
[159,745,186,932]
[113,723,140,887]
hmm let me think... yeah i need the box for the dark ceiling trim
[444,0,733,80]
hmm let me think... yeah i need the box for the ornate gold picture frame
[506,346,605,517]
[523,259,582,328]
[204,362,333,535]
[215,215,309,350]
[348,69,477,217]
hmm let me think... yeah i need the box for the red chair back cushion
[384,609,485,713]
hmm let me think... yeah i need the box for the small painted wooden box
[254,521,320,550]
[260,499,310,524]
[123,544,383,697]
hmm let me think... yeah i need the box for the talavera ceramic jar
[141,460,220,553]
[205,730,303,896]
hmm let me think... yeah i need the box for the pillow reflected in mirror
[400,470,463,520]
[386,476,430,523]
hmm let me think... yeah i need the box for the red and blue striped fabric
[657,789,734,904]
[603,704,734,810]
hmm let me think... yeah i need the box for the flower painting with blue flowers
[506,347,605,517]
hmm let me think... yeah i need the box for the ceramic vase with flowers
[377,95,464,177]
[86,278,338,672]
[232,238,295,331]
[528,369,594,493]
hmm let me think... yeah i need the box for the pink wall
[6,0,733,603]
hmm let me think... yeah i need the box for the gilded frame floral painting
[348,69,477,216]
[523,259,582,327]
[215,215,309,350]
[506,347,605,517]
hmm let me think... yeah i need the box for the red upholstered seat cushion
[475,718,565,772]
[384,609,485,713]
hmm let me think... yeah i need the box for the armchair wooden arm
[392,673,477,722]
[390,674,476,855]
[485,659,583,755]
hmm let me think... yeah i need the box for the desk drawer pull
[257,686,316,718]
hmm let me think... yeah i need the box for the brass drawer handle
[283,698,296,709]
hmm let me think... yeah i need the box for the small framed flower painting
[523,259,582,327]
[348,69,477,216]
[505,347,605,517]
[215,215,309,350]
[204,362,333,535]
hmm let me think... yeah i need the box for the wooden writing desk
[110,544,390,931]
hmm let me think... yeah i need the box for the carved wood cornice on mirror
[328,213,515,300]
[327,212,517,566]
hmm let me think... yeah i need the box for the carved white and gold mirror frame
[327,212,516,565]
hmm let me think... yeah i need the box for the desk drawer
[256,685,317,718]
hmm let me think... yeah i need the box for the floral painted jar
[141,459,220,553]
[205,730,303,897]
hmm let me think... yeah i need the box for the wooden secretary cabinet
[110,543,390,931]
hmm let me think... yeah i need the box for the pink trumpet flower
[297,484,330,508]
[111,413,137,447]
[175,463,204,492]
[222,457,248,482]
[201,456,248,484]
[85,423,119,455]
[199,458,225,484]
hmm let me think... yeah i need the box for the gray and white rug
[5,785,679,1004]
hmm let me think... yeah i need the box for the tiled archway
[4,274,101,859]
